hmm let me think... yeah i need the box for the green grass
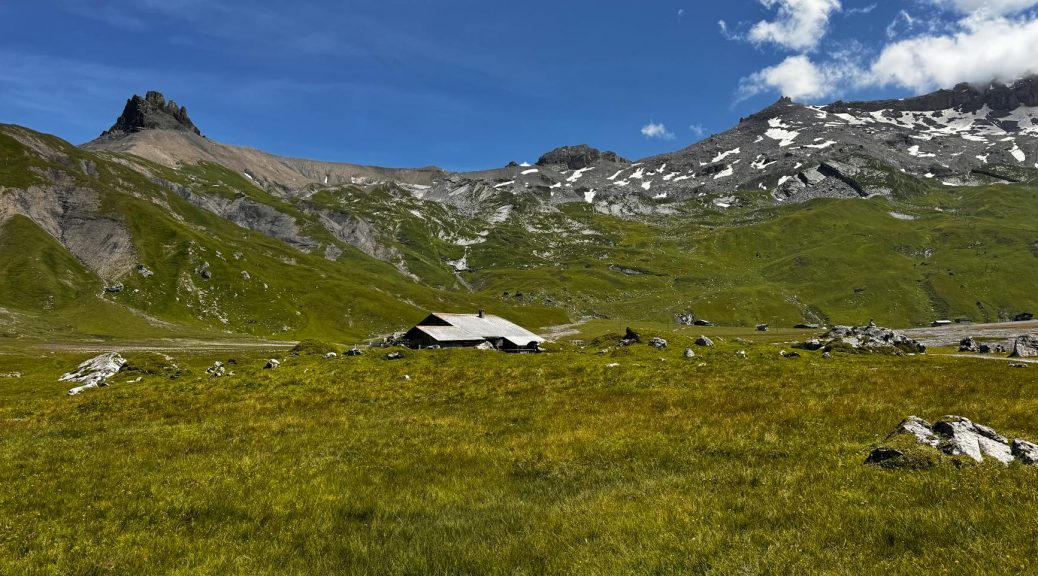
[1,341,1037,575]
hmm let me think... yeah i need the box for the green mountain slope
[2,121,1038,341]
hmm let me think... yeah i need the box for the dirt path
[541,319,591,340]
[902,320,1038,348]
[4,339,297,354]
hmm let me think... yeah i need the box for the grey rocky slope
[428,77,1038,213]
[86,80,1038,218]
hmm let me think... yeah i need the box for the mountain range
[3,79,1038,341]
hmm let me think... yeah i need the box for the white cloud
[928,0,1038,16]
[689,124,706,137]
[641,122,675,140]
[747,0,843,51]
[738,54,858,100]
[869,15,1038,91]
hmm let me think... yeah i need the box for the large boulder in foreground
[824,322,925,354]
[62,353,126,395]
[1010,335,1038,358]
[866,415,1035,468]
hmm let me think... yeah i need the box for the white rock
[62,353,126,395]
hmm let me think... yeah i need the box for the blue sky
[2,0,1038,171]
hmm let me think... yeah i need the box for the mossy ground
[1,336,1036,575]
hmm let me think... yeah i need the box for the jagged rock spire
[101,91,201,137]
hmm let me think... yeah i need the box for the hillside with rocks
[4,80,1038,340]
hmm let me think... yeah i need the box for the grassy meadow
[2,332,1037,575]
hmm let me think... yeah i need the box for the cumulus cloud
[689,124,706,137]
[869,15,1038,91]
[641,122,675,140]
[738,54,859,100]
[747,0,843,51]
[928,0,1038,16]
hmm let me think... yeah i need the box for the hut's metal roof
[410,325,486,343]
[421,313,545,346]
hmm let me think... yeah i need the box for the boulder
[1009,335,1038,358]
[1012,439,1038,465]
[241,271,251,280]
[105,283,125,294]
[624,327,642,344]
[62,353,126,395]
[890,415,941,448]
[346,348,363,357]
[864,447,905,465]
[649,337,668,349]
[137,264,154,277]
[684,348,696,359]
[803,339,823,351]
[206,361,226,377]
[1,372,21,378]
[675,313,696,326]
[756,324,769,332]
[736,350,747,359]
[324,352,338,359]
[933,416,1013,464]
[384,352,405,361]
[264,359,280,369]
[196,262,212,280]
[695,336,714,347]
[959,337,980,353]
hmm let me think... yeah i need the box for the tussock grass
[1,344,1037,574]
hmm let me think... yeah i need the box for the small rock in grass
[606,363,620,368]
[0,372,21,379]
[1012,439,1038,465]
[1009,363,1028,369]
[264,359,280,369]
[650,337,668,349]
[346,348,363,357]
[324,352,338,359]
[864,447,904,465]
[695,336,714,347]
[384,352,405,361]
[206,361,226,377]
[684,348,695,359]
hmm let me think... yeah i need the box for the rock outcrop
[536,145,628,170]
[1010,335,1038,358]
[62,352,126,395]
[867,415,1038,468]
[101,91,202,137]
[823,323,925,354]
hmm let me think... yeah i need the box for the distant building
[932,320,953,327]
[403,310,545,353]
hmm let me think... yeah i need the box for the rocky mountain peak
[101,91,202,137]
[536,144,628,170]
[827,75,1038,114]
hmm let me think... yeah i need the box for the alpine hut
[403,310,545,353]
